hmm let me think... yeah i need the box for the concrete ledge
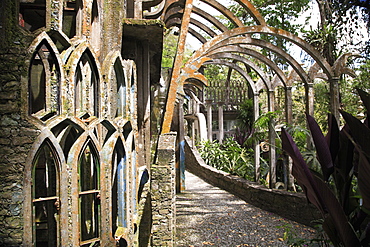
[184,137,321,227]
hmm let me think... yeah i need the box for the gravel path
[176,171,317,247]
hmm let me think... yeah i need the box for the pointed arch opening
[29,40,61,121]
[74,50,100,119]
[111,138,127,239]
[114,59,127,118]
[78,140,100,246]
[32,140,60,246]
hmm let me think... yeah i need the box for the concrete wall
[184,137,321,227]
[0,1,164,246]
[151,133,177,247]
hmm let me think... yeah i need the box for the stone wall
[151,133,177,246]
[0,2,38,245]
[184,137,321,227]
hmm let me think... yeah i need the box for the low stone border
[184,137,321,227]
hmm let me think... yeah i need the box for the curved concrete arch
[192,6,229,33]
[143,0,165,12]
[207,46,288,86]
[184,78,206,91]
[163,5,183,26]
[199,0,244,27]
[144,0,166,19]
[165,17,182,29]
[233,0,266,25]
[333,53,360,77]
[190,18,218,39]
[207,52,272,90]
[188,27,207,44]
[193,36,310,85]
[189,26,333,78]
[203,59,257,93]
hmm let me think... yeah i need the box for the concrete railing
[184,137,321,227]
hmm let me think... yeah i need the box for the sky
[186,0,369,65]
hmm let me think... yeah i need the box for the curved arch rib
[199,0,244,27]
[204,36,310,85]
[208,52,273,90]
[189,26,333,79]
[207,46,288,87]
[203,59,257,93]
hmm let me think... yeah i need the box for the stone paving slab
[176,171,317,247]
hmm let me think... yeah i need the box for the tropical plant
[197,138,254,180]
[281,89,370,246]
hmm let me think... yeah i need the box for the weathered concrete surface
[184,137,321,227]
[151,133,177,246]
[176,171,317,246]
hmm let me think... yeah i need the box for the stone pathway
[176,171,317,247]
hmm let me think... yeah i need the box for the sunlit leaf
[281,128,325,213]
[306,113,334,181]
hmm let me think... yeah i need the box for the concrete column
[305,83,314,149]
[161,0,193,134]
[268,90,276,189]
[194,98,200,114]
[217,102,224,143]
[285,86,294,190]
[152,133,177,246]
[330,77,340,126]
[285,86,293,125]
[205,99,213,141]
[177,96,186,192]
[134,0,143,19]
[305,83,314,117]
[253,93,260,183]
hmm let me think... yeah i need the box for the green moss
[122,18,164,28]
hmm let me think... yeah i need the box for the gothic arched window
[114,59,126,118]
[29,41,60,120]
[74,51,99,119]
[111,138,127,238]
[78,140,100,246]
[32,141,60,246]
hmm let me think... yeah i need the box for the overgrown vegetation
[197,137,255,181]
[282,89,370,246]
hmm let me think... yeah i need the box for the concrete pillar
[285,86,293,125]
[205,99,213,141]
[253,93,260,182]
[268,90,276,189]
[305,83,314,117]
[177,96,186,192]
[330,77,340,126]
[217,101,224,143]
[161,0,193,134]
[151,133,177,246]
[134,0,143,19]
[305,83,314,149]
[285,86,294,190]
